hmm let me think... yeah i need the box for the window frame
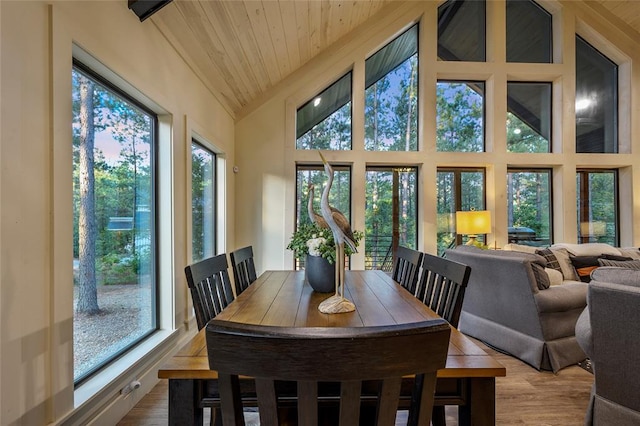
[437,167,487,252]
[436,80,486,152]
[294,164,353,270]
[506,167,554,247]
[72,59,160,386]
[576,169,619,246]
[364,166,419,270]
[191,139,217,262]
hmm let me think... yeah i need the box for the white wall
[235,0,640,273]
[0,1,234,424]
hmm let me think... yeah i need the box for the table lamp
[456,210,492,246]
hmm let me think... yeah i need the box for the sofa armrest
[575,307,592,357]
[534,282,587,313]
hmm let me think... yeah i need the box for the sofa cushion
[571,255,633,282]
[532,263,550,290]
[551,242,621,257]
[545,268,563,286]
[537,247,579,281]
[553,248,580,281]
[570,255,601,282]
[503,243,539,254]
[536,248,562,272]
[617,247,640,260]
[597,258,640,271]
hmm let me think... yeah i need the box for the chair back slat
[206,319,451,426]
[230,246,257,296]
[392,246,423,294]
[415,252,471,328]
[184,253,234,330]
[339,381,361,425]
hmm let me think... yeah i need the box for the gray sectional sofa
[446,245,588,372]
[447,243,640,372]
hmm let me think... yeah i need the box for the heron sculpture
[317,152,357,314]
[307,184,329,229]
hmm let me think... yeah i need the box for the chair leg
[432,405,446,426]
[211,407,223,426]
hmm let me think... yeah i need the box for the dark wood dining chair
[184,253,235,330]
[410,252,471,426]
[415,252,471,328]
[392,246,423,295]
[206,319,451,426]
[229,245,257,296]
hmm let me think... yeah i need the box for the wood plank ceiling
[149,1,640,119]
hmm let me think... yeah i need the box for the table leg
[168,379,204,425]
[458,378,495,426]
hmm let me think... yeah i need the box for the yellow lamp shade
[456,210,492,235]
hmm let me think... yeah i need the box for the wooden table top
[159,270,506,380]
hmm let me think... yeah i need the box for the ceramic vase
[305,254,335,293]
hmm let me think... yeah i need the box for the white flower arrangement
[306,235,327,257]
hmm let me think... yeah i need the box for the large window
[575,36,618,153]
[576,170,618,245]
[507,169,552,247]
[507,82,551,153]
[72,62,157,384]
[437,168,485,255]
[365,167,418,270]
[288,1,631,256]
[365,25,418,151]
[437,81,485,152]
[191,141,216,262]
[296,73,352,150]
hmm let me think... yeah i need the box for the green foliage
[508,170,551,242]
[287,222,363,265]
[436,82,484,152]
[72,67,153,287]
[96,253,139,285]
[506,112,549,153]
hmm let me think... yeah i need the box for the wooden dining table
[158,269,506,425]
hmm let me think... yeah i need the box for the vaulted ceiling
[149,1,640,119]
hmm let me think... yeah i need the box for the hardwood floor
[118,339,593,425]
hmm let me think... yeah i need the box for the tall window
[576,170,618,245]
[437,81,485,152]
[365,25,418,151]
[507,169,552,247]
[191,141,216,261]
[438,0,485,61]
[72,62,157,384]
[506,0,552,63]
[296,73,352,150]
[295,165,351,269]
[575,36,618,153]
[437,168,485,254]
[365,167,418,270]
[507,82,551,153]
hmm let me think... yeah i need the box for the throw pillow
[531,262,551,290]
[536,248,562,273]
[551,242,621,257]
[545,267,563,286]
[550,248,580,281]
[597,258,640,270]
[570,256,601,282]
[601,254,633,261]
[617,247,640,260]
[503,243,539,254]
